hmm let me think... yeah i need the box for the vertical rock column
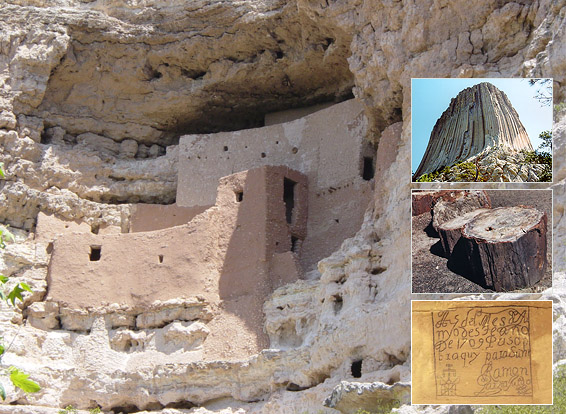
[413,82,533,179]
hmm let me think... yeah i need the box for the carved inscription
[432,306,532,397]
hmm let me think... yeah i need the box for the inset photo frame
[411,189,552,294]
[412,300,553,405]
[411,78,553,183]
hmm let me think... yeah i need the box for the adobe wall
[264,102,334,126]
[129,203,209,232]
[178,99,374,271]
[35,211,121,242]
[45,166,307,359]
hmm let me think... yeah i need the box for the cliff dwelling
[33,99,375,360]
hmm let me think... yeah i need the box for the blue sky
[411,78,553,174]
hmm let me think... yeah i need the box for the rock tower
[413,82,533,180]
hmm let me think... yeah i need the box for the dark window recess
[90,246,101,261]
[362,156,375,180]
[158,254,164,263]
[40,131,51,144]
[283,178,296,224]
[332,294,343,314]
[351,359,363,378]
[235,191,243,202]
[291,236,299,253]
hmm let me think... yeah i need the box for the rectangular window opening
[90,246,101,261]
[283,178,296,224]
[362,156,375,181]
[235,191,243,202]
[158,254,164,263]
[291,235,299,253]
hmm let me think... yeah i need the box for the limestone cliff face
[413,82,533,179]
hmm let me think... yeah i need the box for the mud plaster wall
[178,99,374,271]
[45,166,307,358]
[48,165,307,307]
[129,203,209,233]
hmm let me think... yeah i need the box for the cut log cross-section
[438,208,491,257]
[461,206,547,291]
[432,190,491,230]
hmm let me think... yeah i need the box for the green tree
[0,162,40,399]
[523,130,552,182]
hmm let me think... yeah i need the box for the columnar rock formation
[413,82,533,180]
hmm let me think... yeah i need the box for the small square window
[90,246,101,261]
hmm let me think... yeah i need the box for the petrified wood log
[461,206,547,291]
[412,190,453,216]
[412,190,491,218]
[432,190,491,230]
[437,208,490,257]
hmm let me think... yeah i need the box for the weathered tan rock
[0,2,354,145]
[421,146,549,182]
[1,0,566,413]
[323,381,410,414]
[120,139,139,158]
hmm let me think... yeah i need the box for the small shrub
[522,130,552,182]
[0,163,40,400]
[352,399,401,414]
[415,161,487,182]
[59,406,78,414]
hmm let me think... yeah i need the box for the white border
[410,77,554,184]
[410,299,554,406]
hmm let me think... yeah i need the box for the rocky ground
[415,146,549,183]
[1,1,566,414]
